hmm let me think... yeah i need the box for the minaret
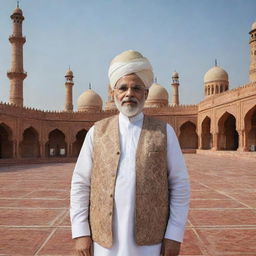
[64,69,74,112]
[7,3,27,107]
[249,21,256,82]
[171,72,180,106]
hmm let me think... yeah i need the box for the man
[70,50,190,256]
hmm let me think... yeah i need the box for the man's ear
[111,89,115,99]
[144,89,149,100]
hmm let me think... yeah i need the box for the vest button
[116,151,120,155]
[109,212,112,216]
[110,194,113,197]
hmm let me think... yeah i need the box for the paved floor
[0,154,255,256]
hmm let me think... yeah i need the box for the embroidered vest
[90,115,169,248]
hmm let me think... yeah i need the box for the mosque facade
[0,7,256,164]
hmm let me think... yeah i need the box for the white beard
[114,96,145,117]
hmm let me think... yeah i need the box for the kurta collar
[119,112,144,124]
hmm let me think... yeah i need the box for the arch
[45,129,67,157]
[218,112,238,150]
[72,129,88,157]
[244,105,256,151]
[20,127,40,158]
[179,121,198,149]
[220,84,223,93]
[211,85,214,94]
[0,123,13,158]
[201,116,212,149]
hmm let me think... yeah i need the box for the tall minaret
[249,21,256,82]
[64,68,74,112]
[171,72,180,106]
[7,3,27,107]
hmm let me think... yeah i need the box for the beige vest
[90,114,169,248]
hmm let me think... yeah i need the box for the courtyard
[0,154,255,256]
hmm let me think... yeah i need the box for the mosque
[0,6,256,164]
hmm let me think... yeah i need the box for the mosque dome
[12,7,23,15]
[147,83,169,101]
[251,21,256,31]
[65,69,73,77]
[77,89,102,112]
[172,72,179,78]
[145,83,169,107]
[204,66,228,83]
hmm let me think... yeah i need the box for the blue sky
[0,0,255,111]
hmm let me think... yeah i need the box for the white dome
[172,72,179,78]
[147,83,169,101]
[77,89,102,112]
[65,69,73,77]
[204,66,228,83]
[251,22,256,31]
[12,7,23,15]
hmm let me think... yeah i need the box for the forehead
[116,73,145,86]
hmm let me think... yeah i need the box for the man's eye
[119,87,127,91]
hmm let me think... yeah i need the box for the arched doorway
[0,123,13,158]
[72,129,87,157]
[179,121,198,149]
[45,129,67,157]
[20,127,40,158]
[218,112,238,150]
[201,117,212,149]
[244,105,256,151]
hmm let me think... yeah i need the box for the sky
[0,0,255,111]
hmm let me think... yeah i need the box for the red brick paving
[0,155,255,255]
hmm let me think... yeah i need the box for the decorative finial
[17,1,19,8]
[215,59,218,67]
[68,65,70,70]
[154,77,157,83]
[89,82,91,90]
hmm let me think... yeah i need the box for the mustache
[121,97,138,105]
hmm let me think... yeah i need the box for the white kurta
[70,112,190,256]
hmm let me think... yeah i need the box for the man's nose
[126,87,135,96]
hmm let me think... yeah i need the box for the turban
[108,50,154,89]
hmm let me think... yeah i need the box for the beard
[114,95,145,117]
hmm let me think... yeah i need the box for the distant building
[0,7,255,163]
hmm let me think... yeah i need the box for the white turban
[108,50,154,89]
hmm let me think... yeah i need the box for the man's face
[114,74,148,117]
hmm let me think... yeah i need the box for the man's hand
[74,236,92,256]
[161,238,181,256]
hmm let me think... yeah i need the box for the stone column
[211,132,218,151]
[16,140,21,159]
[40,142,46,158]
[12,140,16,158]
[66,143,72,157]
[198,131,203,149]
[237,129,247,151]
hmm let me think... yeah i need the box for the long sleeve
[164,124,190,242]
[70,126,94,239]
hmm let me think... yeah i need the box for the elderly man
[70,50,190,256]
